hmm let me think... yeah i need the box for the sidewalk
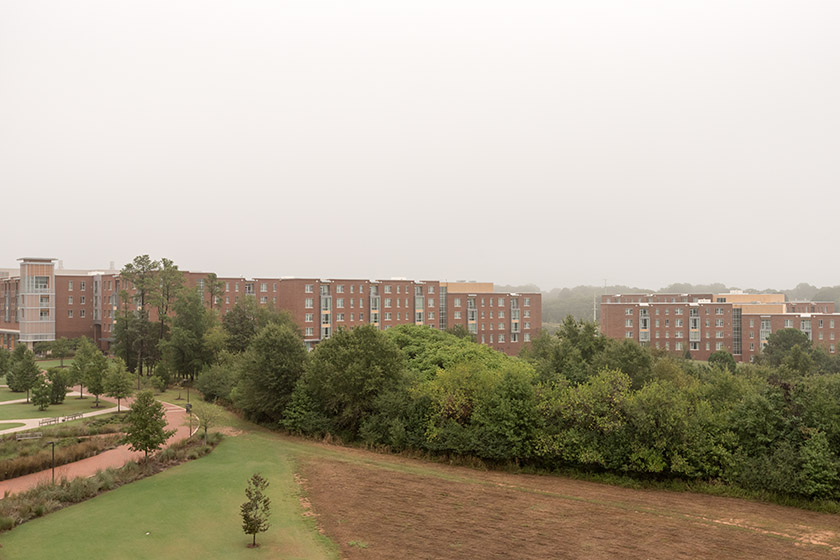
[0,396,194,498]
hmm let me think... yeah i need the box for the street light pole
[48,441,56,484]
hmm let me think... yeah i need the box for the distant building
[0,258,541,357]
[600,291,838,362]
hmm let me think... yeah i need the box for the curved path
[0,394,195,498]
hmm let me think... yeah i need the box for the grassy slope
[0,397,114,421]
[0,389,24,402]
[0,431,338,560]
[0,422,24,430]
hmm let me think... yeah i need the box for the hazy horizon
[2,1,838,291]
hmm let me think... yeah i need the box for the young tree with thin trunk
[205,272,224,310]
[13,348,40,403]
[123,391,175,460]
[69,336,98,399]
[121,255,160,378]
[51,337,72,367]
[241,473,271,547]
[31,376,51,411]
[105,359,135,412]
[83,351,109,408]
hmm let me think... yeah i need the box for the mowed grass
[0,397,113,421]
[0,388,25,402]
[35,359,74,370]
[0,422,24,430]
[0,432,339,560]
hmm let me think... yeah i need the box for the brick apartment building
[1,258,540,357]
[600,291,839,362]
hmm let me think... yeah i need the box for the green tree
[195,400,222,444]
[708,350,737,373]
[0,347,10,381]
[123,391,175,460]
[31,376,51,411]
[162,287,215,384]
[205,272,225,310]
[304,325,406,438]
[47,367,69,404]
[232,323,307,424]
[444,324,476,342]
[50,337,73,367]
[105,359,135,412]
[120,255,161,377]
[82,350,109,408]
[241,473,271,548]
[760,328,812,367]
[222,296,298,354]
[12,348,40,403]
[69,336,99,399]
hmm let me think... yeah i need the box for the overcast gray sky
[2,1,838,290]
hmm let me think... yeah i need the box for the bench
[38,417,60,426]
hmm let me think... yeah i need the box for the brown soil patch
[216,427,243,437]
[299,451,840,560]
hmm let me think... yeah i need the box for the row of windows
[625,306,727,316]
[629,330,726,340]
[67,309,86,318]
[67,296,86,305]
[653,341,727,352]
[66,281,87,291]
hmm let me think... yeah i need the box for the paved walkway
[0,393,195,498]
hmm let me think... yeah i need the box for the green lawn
[0,422,24,431]
[35,359,75,370]
[0,397,114,421]
[0,388,25,402]
[0,432,338,560]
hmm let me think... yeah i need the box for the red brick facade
[601,292,840,362]
[0,259,541,357]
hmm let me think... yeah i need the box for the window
[831,344,836,353]
[384,312,392,321]
[498,334,505,343]
[716,342,723,351]
[384,285,391,294]
[454,311,462,319]
[68,281,74,291]
[68,310,73,318]
[498,310,505,319]
[274,283,277,292]
[80,309,85,318]
[350,299,355,308]
[625,308,634,315]
[260,283,268,293]
[715,319,724,327]
[832,320,836,329]
[819,319,824,328]
[675,308,683,316]
[396,313,400,320]
[784,319,793,328]
[675,342,682,351]
[428,286,435,294]
[428,311,435,320]
[715,307,724,315]
[337,285,344,293]
[68,296,73,305]
[716,331,724,339]
[524,297,531,307]
[675,319,683,327]
[225,296,230,304]
[359,298,364,308]
[626,331,633,338]
[80,282,86,291]
[384,298,391,308]
[305,284,313,293]
[524,333,530,342]
[260,297,268,304]
[305,313,314,322]
[359,313,364,321]
[524,310,530,318]
[750,331,754,339]
[337,298,345,308]
[80,296,85,304]
[305,327,314,337]
[396,286,401,294]
[454,298,462,308]
[305,298,313,308]
[337,313,345,322]
[428,298,435,307]
[625,319,633,327]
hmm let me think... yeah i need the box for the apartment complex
[601,291,838,362]
[1,258,541,356]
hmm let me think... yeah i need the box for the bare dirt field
[299,448,840,560]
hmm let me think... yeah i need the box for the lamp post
[48,441,56,484]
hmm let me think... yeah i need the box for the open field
[0,432,337,560]
[0,389,24,403]
[0,423,24,431]
[2,405,839,560]
[0,397,113,421]
[299,448,840,560]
